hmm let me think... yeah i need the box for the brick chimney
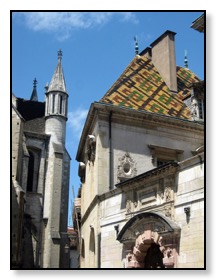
[141,30,178,93]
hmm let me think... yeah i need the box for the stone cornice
[76,102,204,162]
[116,161,179,190]
[24,131,50,141]
[178,152,204,170]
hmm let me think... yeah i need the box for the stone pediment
[117,212,180,244]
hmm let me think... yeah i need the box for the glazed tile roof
[100,56,201,120]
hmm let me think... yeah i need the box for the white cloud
[13,12,138,40]
[67,108,88,138]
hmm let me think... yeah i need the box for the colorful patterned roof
[100,56,201,120]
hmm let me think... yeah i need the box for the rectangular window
[198,99,204,119]
[59,95,63,114]
[157,159,174,167]
[52,94,55,113]
[148,145,183,167]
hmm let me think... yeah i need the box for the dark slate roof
[24,118,45,134]
[17,98,45,121]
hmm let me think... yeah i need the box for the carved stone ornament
[117,152,137,182]
[121,219,170,242]
[78,162,86,183]
[164,204,172,218]
[190,98,199,118]
[86,135,96,162]
[164,187,172,202]
[126,200,131,213]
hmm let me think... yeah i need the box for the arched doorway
[117,212,180,268]
[144,243,164,268]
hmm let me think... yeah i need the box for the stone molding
[118,212,180,268]
[117,152,137,183]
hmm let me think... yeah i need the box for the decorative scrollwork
[117,152,137,182]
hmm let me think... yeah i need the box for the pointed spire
[184,50,188,68]
[48,49,67,93]
[30,78,38,101]
[44,82,49,93]
[58,49,63,62]
[134,36,139,56]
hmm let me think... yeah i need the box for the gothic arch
[117,212,180,268]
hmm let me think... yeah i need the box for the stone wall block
[142,230,152,244]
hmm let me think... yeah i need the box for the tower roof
[48,49,67,93]
[30,78,38,101]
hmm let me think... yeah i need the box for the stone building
[12,51,71,268]
[75,27,204,268]
[68,227,79,268]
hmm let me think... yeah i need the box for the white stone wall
[175,159,204,268]
[45,116,66,146]
[80,204,98,268]
[80,113,204,268]
[100,223,123,268]
[97,119,203,189]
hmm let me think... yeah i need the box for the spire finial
[58,49,63,61]
[134,36,139,56]
[44,82,49,92]
[48,49,67,93]
[33,78,37,88]
[184,50,188,68]
[30,78,38,101]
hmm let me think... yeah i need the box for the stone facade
[11,51,70,269]
[76,105,204,268]
[75,28,204,269]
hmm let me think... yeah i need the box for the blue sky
[12,11,204,226]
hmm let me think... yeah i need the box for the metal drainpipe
[109,111,113,190]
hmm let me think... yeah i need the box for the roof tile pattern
[100,56,201,120]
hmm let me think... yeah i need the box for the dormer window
[188,81,204,121]
[198,99,204,120]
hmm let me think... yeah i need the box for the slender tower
[45,49,68,145]
[43,50,70,268]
